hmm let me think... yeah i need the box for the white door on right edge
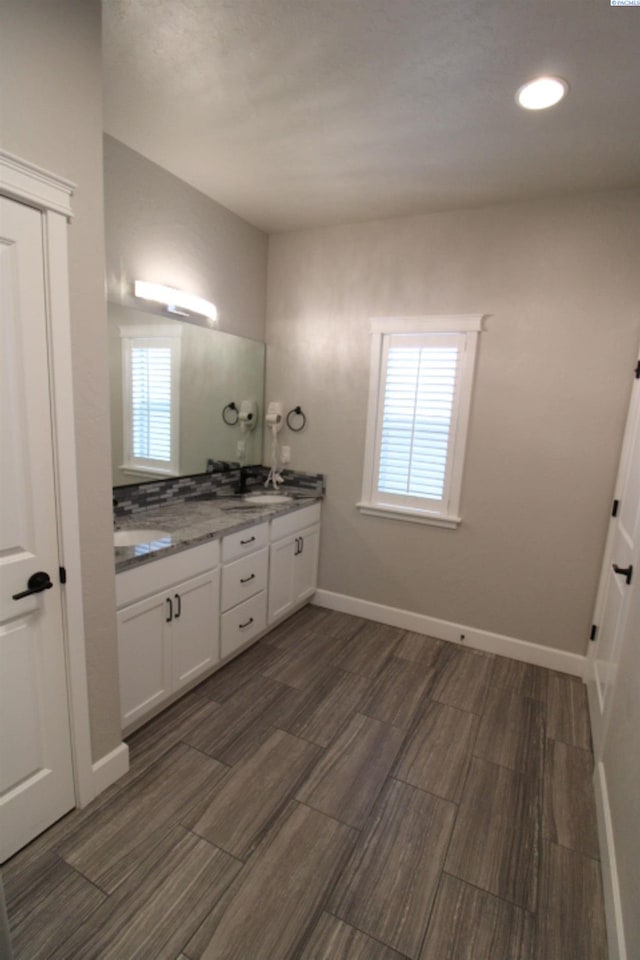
[0,196,75,862]
[588,352,640,754]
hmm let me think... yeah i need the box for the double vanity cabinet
[115,501,321,732]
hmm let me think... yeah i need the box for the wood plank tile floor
[3,606,608,960]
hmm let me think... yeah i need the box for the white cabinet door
[117,567,220,727]
[268,524,320,625]
[171,568,220,690]
[268,534,297,623]
[117,592,172,728]
[294,526,320,604]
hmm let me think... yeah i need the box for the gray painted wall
[266,191,640,655]
[1,0,122,761]
[104,135,267,342]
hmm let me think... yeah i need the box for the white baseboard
[91,742,130,797]
[313,589,585,677]
[593,760,627,960]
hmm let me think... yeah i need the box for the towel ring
[286,406,307,432]
[222,401,239,426]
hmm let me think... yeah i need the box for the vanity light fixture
[516,76,568,111]
[134,280,218,323]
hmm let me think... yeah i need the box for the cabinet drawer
[270,503,321,542]
[222,522,269,562]
[116,540,220,608]
[220,591,267,658]
[221,547,268,612]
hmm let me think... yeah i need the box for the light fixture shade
[134,280,218,322]
[516,76,568,111]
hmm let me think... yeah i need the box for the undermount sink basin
[243,493,292,505]
[114,529,172,547]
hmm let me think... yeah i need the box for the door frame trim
[0,149,95,807]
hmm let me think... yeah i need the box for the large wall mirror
[108,301,265,487]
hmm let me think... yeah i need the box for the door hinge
[612,499,620,517]
[590,624,598,642]
[59,566,67,585]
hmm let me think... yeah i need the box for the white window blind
[360,316,482,527]
[378,335,461,503]
[120,324,181,477]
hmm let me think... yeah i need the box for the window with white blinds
[130,345,172,461]
[359,316,482,527]
[120,324,181,477]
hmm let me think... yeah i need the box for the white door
[587,352,640,755]
[0,197,75,862]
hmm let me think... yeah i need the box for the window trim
[358,314,483,527]
[119,323,182,478]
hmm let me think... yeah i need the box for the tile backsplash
[113,467,325,518]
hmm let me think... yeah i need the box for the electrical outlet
[281,445,291,464]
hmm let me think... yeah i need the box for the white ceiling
[102,0,640,233]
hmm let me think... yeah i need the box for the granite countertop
[114,489,322,574]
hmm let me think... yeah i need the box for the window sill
[119,464,180,479]
[356,501,461,529]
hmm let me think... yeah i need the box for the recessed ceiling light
[516,76,568,111]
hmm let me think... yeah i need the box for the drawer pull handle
[239,616,254,629]
[240,535,256,545]
[174,593,181,618]
[240,573,256,584]
[166,597,173,623]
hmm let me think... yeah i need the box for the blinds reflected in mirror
[130,345,173,462]
[120,323,182,476]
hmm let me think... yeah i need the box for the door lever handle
[13,571,54,600]
[612,563,633,585]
